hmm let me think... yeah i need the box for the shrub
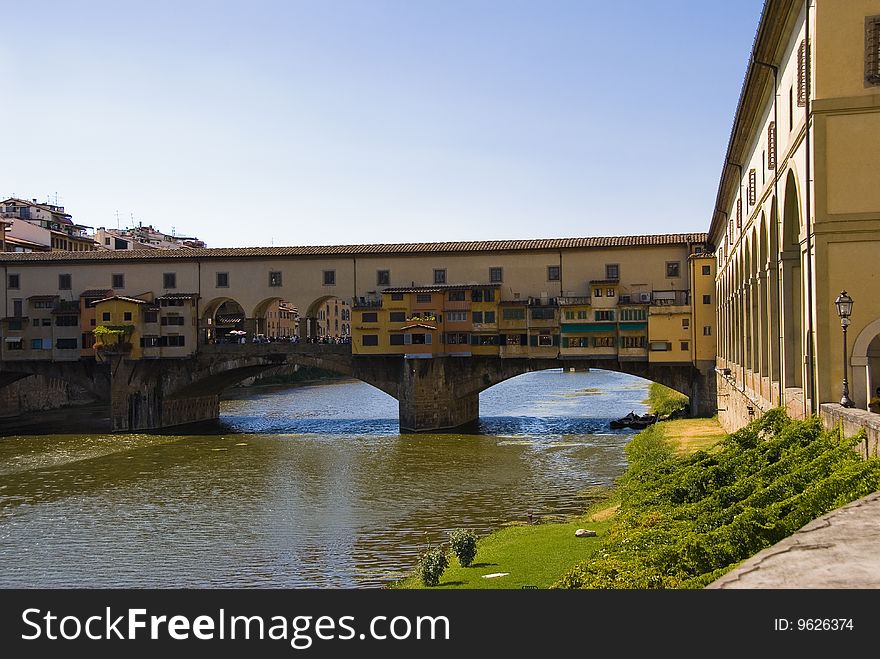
[416,547,449,587]
[449,528,478,567]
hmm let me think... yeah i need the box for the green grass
[393,518,611,589]
[645,383,690,417]
[555,409,880,589]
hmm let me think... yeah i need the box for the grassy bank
[396,416,726,589]
[645,383,690,417]
[556,409,880,588]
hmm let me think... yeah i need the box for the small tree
[416,546,449,587]
[449,528,478,567]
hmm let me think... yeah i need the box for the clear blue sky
[2,0,765,248]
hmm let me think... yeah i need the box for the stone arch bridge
[0,344,715,432]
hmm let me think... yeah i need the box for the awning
[652,291,676,300]
[561,323,615,333]
[619,322,647,331]
[4,337,22,342]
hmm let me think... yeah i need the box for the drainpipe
[803,0,816,414]
[753,57,780,400]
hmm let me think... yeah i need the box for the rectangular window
[102,312,111,322]
[31,339,42,350]
[682,318,690,329]
[58,274,71,290]
[389,311,406,322]
[269,271,282,287]
[140,336,160,348]
[867,16,880,85]
[621,336,646,349]
[736,197,742,229]
[748,168,756,205]
[8,274,19,289]
[433,269,446,284]
[446,311,467,322]
[483,289,495,302]
[530,308,555,320]
[593,288,603,298]
[471,289,483,302]
[537,334,553,347]
[680,341,690,351]
[595,310,614,321]
[564,310,574,320]
[323,270,336,286]
[592,336,615,348]
[390,334,405,345]
[484,311,496,324]
[666,262,681,278]
[163,272,176,289]
[502,308,525,321]
[123,311,133,322]
[362,335,379,346]
[161,315,185,326]
[112,273,124,289]
[489,267,503,283]
[472,311,484,324]
[361,312,378,323]
[416,293,432,303]
[606,288,615,297]
[56,338,78,350]
[42,318,52,326]
[166,335,186,347]
[703,295,711,305]
[216,272,229,288]
[702,265,711,276]
[144,311,158,323]
[547,265,560,281]
[605,264,619,280]
[448,290,465,301]
[377,270,390,286]
[767,122,776,169]
[391,293,404,301]
[703,326,712,336]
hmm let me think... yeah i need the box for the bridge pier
[109,358,219,431]
[399,357,480,432]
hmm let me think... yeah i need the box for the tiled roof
[157,293,199,300]
[94,295,150,305]
[80,289,113,298]
[27,294,60,301]
[382,283,503,294]
[0,233,709,263]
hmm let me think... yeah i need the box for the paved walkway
[706,491,880,588]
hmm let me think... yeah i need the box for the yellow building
[93,296,149,360]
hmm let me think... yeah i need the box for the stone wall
[0,375,95,417]
[820,404,880,459]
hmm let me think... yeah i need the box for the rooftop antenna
[115,210,120,229]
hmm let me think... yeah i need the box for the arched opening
[303,296,351,343]
[851,318,880,411]
[743,238,753,372]
[252,297,299,342]
[769,199,781,383]
[750,231,759,381]
[202,297,248,344]
[781,171,804,390]
[758,213,770,379]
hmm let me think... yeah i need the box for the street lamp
[834,290,855,408]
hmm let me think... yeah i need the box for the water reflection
[0,369,649,587]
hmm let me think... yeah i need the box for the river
[0,368,650,588]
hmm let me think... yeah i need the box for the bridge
[0,342,714,432]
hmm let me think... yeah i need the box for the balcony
[557,296,591,306]
[351,296,382,310]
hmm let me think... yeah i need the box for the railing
[351,297,382,309]
[557,296,591,306]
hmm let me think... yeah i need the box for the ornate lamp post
[834,291,855,408]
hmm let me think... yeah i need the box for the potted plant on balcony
[93,325,134,359]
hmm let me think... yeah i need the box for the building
[710,0,880,430]
[314,297,350,341]
[1,198,97,252]
[95,224,206,251]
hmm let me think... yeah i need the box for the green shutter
[552,334,560,346]
[562,337,569,348]
[529,334,538,347]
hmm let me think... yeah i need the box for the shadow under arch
[781,169,804,390]
[202,296,248,343]
[851,318,880,409]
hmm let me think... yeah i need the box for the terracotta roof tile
[0,233,708,263]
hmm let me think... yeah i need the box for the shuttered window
[736,198,742,229]
[748,169,756,206]
[797,39,807,106]
[767,122,776,170]
[867,16,880,85]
